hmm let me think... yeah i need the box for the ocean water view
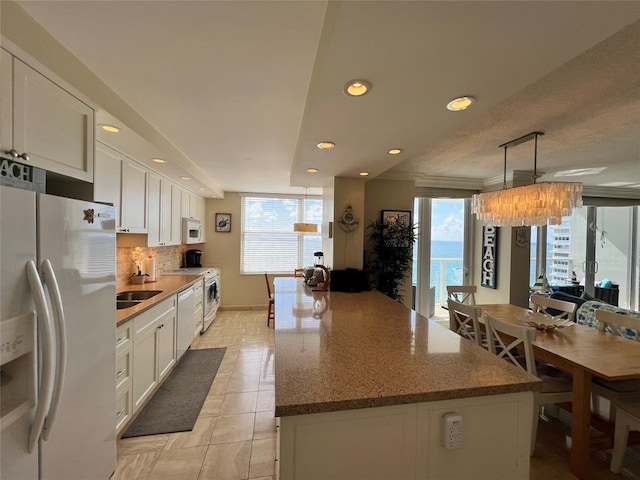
[412,240,464,304]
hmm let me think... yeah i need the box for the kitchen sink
[116,300,142,310]
[116,290,162,301]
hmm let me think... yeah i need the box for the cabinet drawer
[133,296,176,338]
[115,349,132,390]
[116,322,132,354]
[115,384,132,434]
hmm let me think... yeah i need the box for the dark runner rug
[122,347,226,438]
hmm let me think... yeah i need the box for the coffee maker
[184,249,202,268]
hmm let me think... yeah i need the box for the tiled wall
[117,244,190,288]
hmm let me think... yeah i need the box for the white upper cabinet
[148,173,182,246]
[95,143,147,233]
[94,143,122,226]
[120,160,148,233]
[1,47,95,182]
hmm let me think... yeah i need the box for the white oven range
[165,267,220,333]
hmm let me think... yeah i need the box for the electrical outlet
[442,413,463,449]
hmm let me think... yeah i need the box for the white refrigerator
[0,184,116,479]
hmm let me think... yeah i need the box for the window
[240,194,322,274]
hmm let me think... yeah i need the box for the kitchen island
[274,277,541,480]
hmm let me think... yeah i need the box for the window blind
[241,195,322,274]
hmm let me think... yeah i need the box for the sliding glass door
[413,197,472,318]
[533,205,638,309]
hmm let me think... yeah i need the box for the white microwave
[182,218,203,244]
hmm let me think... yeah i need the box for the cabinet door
[94,144,122,227]
[170,183,182,245]
[156,309,176,380]
[121,160,148,233]
[1,49,12,152]
[132,326,158,411]
[160,178,172,245]
[196,196,206,241]
[12,57,94,182]
[181,188,192,219]
[147,173,161,245]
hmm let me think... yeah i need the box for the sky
[430,199,464,242]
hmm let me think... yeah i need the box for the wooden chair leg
[611,411,632,473]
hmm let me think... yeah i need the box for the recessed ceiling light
[307,168,319,173]
[317,141,335,150]
[387,148,403,155]
[359,172,369,177]
[344,80,372,97]
[152,158,166,164]
[199,188,206,191]
[446,96,476,111]
[100,124,120,133]
[181,176,191,180]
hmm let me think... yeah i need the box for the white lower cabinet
[115,322,133,435]
[131,296,177,414]
[193,280,204,339]
[278,391,534,480]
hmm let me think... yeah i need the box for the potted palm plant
[366,216,417,303]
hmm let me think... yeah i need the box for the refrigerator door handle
[25,260,56,453]
[40,259,67,441]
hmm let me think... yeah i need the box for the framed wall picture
[381,210,411,226]
[215,213,231,232]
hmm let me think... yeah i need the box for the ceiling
[13,1,640,197]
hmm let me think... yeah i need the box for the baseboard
[219,305,267,311]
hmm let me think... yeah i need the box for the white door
[0,185,38,480]
[37,194,116,480]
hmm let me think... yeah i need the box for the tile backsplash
[117,244,190,288]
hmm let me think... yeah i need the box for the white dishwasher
[177,286,195,361]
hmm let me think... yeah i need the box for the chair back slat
[530,294,577,322]
[484,312,538,376]
[447,299,483,346]
[596,309,640,340]
[446,285,477,305]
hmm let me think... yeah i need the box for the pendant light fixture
[472,132,583,227]
[293,187,318,233]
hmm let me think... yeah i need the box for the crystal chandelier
[472,132,583,227]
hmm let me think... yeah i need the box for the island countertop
[274,277,541,417]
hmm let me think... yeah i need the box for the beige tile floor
[115,309,636,480]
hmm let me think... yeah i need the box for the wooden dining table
[480,304,640,479]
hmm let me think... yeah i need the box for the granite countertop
[274,277,541,417]
[116,275,203,326]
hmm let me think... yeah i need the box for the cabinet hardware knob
[116,369,125,378]
[6,149,19,158]
[19,152,29,161]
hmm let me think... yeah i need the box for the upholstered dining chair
[530,294,577,322]
[264,273,274,327]
[446,285,477,305]
[591,310,640,422]
[447,299,483,347]
[483,312,573,455]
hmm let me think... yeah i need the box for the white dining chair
[610,395,640,473]
[447,299,483,347]
[530,294,577,322]
[483,312,573,455]
[591,310,640,422]
[446,285,477,305]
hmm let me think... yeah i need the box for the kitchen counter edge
[116,274,203,326]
